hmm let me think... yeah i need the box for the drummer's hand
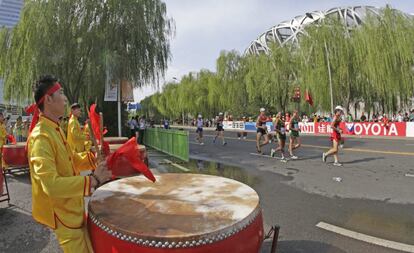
[94,160,112,186]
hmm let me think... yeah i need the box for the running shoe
[223,142,227,146]
[243,137,247,139]
[322,152,326,163]
[280,158,287,163]
[339,144,344,148]
[333,162,343,167]
[270,149,275,157]
[290,155,298,160]
[238,137,241,140]
[200,143,204,145]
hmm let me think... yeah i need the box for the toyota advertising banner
[223,121,413,137]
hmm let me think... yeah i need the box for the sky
[133,0,414,102]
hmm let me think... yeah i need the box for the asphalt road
[184,129,414,253]
[1,130,413,253]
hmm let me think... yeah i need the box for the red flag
[305,90,314,106]
[106,137,155,182]
[89,104,102,144]
[7,135,16,144]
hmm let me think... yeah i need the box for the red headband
[26,82,62,134]
[36,82,62,106]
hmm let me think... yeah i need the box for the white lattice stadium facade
[245,6,382,55]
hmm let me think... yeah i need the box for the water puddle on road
[163,159,260,187]
[341,210,414,245]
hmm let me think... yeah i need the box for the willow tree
[245,43,297,113]
[216,50,250,117]
[298,18,359,113]
[352,7,414,113]
[0,0,173,105]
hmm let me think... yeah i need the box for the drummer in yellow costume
[0,112,7,148]
[67,103,88,153]
[83,121,92,152]
[27,75,112,253]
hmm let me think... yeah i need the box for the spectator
[346,113,353,122]
[163,119,170,129]
[14,116,24,142]
[360,112,367,122]
[137,116,146,144]
[127,116,138,138]
[403,112,409,122]
[397,111,404,122]
[409,109,414,122]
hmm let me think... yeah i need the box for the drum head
[109,144,145,152]
[89,174,260,244]
[104,137,129,144]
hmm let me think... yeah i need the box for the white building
[0,0,23,28]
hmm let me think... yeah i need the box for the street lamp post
[324,42,334,113]
[173,77,185,126]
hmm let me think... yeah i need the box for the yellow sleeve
[69,119,87,142]
[73,151,97,173]
[30,135,91,198]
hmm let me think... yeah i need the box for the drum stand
[0,165,29,204]
[263,225,280,253]
[0,169,11,204]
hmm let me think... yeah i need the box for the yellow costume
[67,115,88,153]
[0,122,7,168]
[83,123,92,152]
[28,115,97,252]
[0,122,6,148]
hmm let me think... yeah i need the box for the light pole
[306,12,334,113]
[172,77,185,126]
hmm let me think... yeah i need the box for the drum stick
[99,112,104,154]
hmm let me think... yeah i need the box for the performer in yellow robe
[27,76,111,253]
[83,122,92,152]
[0,112,7,148]
[0,112,7,170]
[67,103,88,153]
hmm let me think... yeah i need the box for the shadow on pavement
[0,206,52,253]
[261,240,347,253]
[343,157,384,164]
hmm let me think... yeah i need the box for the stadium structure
[246,6,382,55]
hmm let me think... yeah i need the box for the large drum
[104,137,129,145]
[2,142,28,167]
[109,144,148,167]
[88,174,264,253]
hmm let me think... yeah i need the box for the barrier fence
[223,121,414,138]
[144,128,189,161]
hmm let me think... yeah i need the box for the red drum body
[88,174,264,253]
[104,137,129,145]
[2,142,28,167]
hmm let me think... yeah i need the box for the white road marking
[405,173,414,178]
[163,159,190,172]
[316,221,414,252]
